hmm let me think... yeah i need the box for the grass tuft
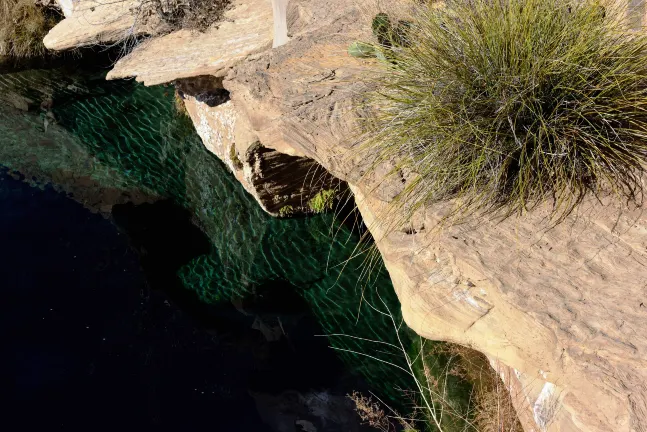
[173,89,189,117]
[362,0,647,225]
[228,143,244,170]
[0,0,58,59]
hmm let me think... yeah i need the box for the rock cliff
[43,0,647,431]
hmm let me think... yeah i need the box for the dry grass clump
[0,0,58,59]
[407,340,523,432]
[348,391,394,432]
[436,344,523,432]
[473,385,523,432]
[348,341,523,432]
[363,0,647,225]
[337,290,523,432]
[150,0,231,31]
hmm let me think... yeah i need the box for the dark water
[0,66,459,430]
[0,173,268,429]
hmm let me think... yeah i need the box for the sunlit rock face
[44,0,161,50]
[105,0,275,85]
[221,1,647,430]
[181,82,340,216]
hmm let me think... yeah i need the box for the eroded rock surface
[44,0,161,50]
[106,0,274,85]
[221,1,647,431]
[182,80,340,216]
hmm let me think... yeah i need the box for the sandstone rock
[222,0,647,430]
[43,0,160,51]
[106,0,274,85]
[183,87,340,216]
[350,183,647,432]
[225,20,367,170]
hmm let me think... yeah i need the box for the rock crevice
[180,76,341,216]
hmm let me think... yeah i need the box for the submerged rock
[252,390,364,432]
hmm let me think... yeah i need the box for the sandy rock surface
[106,0,274,85]
[44,0,160,50]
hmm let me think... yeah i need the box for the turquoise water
[0,67,419,414]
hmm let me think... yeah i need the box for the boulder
[43,0,160,50]
[106,0,274,85]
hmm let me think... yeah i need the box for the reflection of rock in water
[183,141,269,284]
[112,200,212,290]
[110,200,238,329]
[111,199,367,431]
[0,68,158,214]
[0,170,266,430]
[179,150,416,409]
[253,390,367,432]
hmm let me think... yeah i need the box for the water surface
[0,66,432,430]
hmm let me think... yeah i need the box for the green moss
[173,89,188,117]
[229,143,243,170]
[308,189,335,214]
[278,205,295,217]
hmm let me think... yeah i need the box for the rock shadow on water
[111,199,371,432]
[0,172,368,431]
[0,64,396,431]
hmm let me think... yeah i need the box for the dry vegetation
[362,0,647,227]
[438,344,523,432]
[149,0,231,32]
[0,0,232,63]
[348,392,394,432]
[349,342,523,432]
[338,289,522,432]
[0,0,59,59]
